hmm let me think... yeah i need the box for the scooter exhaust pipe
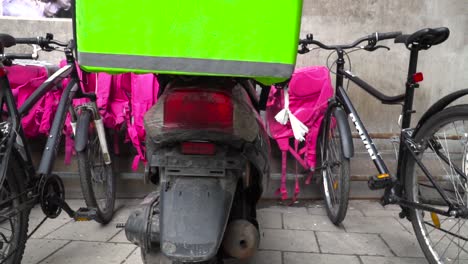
[221,219,259,260]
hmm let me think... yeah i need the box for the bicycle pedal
[368,174,392,190]
[74,207,97,221]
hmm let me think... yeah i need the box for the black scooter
[124,76,270,263]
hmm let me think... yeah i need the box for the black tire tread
[2,156,30,264]
[317,107,351,225]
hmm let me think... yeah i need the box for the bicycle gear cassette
[39,174,65,219]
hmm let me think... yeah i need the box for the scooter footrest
[74,207,97,221]
[368,174,392,190]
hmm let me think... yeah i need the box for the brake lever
[363,45,390,52]
[298,44,310,54]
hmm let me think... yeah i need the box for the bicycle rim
[407,106,468,264]
[320,112,349,224]
[88,132,114,217]
[78,124,115,224]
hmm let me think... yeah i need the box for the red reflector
[181,142,216,155]
[413,72,424,83]
[0,67,6,77]
[163,89,233,130]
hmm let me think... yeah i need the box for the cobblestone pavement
[23,199,428,264]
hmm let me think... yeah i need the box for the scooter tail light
[163,89,233,130]
[181,142,216,155]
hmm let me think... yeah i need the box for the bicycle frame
[332,48,468,217]
[0,48,93,193]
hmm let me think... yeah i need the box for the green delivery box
[74,0,303,84]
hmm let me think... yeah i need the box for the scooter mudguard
[159,176,237,262]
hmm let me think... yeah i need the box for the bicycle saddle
[0,34,16,48]
[395,27,450,50]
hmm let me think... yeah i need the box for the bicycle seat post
[400,49,420,130]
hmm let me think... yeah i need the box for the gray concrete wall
[1,0,466,133]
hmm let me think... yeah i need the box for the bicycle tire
[0,157,30,264]
[405,104,468,264]
[316,108,350,225]
[316,107,350,225]
[77,110,115,224]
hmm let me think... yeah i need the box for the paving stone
[316,232,393,256]
[257,211,283,229]
[248,250,282,264]
[45,220,121,242]
[112,204,138,223]
[284,252,361,264]
[283,214,345,232]
[109,229,132,243]
[28,217,72,239]
[259,229,318,252]
[258,205,308,215]
[362,209,401,217]
[343,216,407,234]
[380,232,425,257]
[122,248,143,264]
[307,203,364,216]
[396,218,415,234]
[384,204,403,211]
[41,241,136,264]
[23,239,69,264]
[348,200,385,211]
[360,256,428,264]
[224,250,282,264]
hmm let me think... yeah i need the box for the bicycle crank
[38,174,97,221]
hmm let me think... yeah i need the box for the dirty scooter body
[125,76,270,263]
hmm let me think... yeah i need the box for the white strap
[274,86,309,141]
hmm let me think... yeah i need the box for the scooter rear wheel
[141,248,221,264]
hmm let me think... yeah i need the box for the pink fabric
[6,64,52,138]
[266,66,334,200]
[127,73,159,170]
[7,61,159,167]
[58,62,158,169]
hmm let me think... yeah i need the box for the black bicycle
[0,33,115,264]
[300,27,468,263]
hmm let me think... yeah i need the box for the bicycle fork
[74,102,111,164]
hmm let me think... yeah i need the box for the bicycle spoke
[437,219,468,261]
[439,130,465,205]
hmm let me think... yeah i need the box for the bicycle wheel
[405,105,468,264]
[0,158,29,264]
[77,110,115,224]
[317,107,350,225]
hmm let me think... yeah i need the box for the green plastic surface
[75,0,303,84]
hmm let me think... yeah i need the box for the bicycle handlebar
[299,31,402,51]
[15,34,68,49]
[375,31,402,41]
[0,53,35,60]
